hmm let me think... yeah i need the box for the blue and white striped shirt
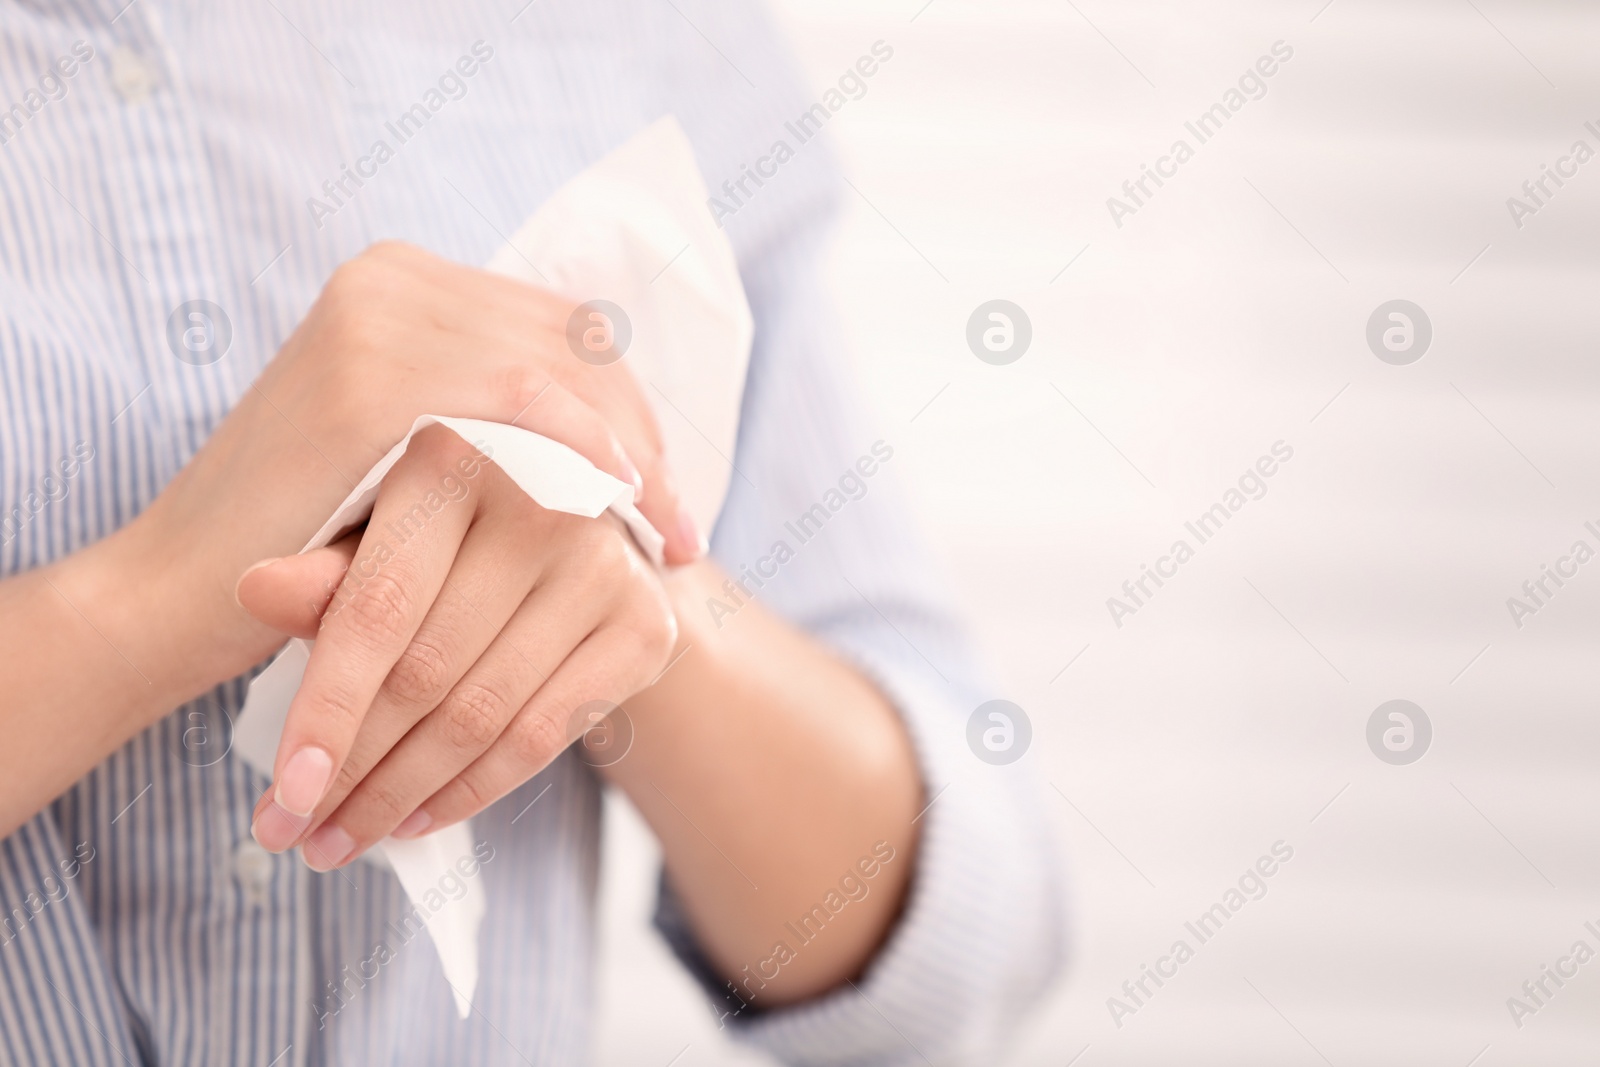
[0,1,1064,1063]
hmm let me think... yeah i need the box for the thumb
[235,532,363,639]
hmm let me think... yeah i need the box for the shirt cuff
[653,619,1067,1065]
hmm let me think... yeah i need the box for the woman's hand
[133,240,699,704]
[230,438,927,1009]
[0,240,699,839]
[237,425,676,867]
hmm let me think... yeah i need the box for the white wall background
[597,2,1600,1064]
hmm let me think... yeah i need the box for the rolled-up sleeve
[651,129,1067,1061]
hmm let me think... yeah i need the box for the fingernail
[251,802,312,853]
[274,747,333,817]
[235,557,283,607]
[676,504,707,558]
[302,824,357,872]
[392,809,432,840]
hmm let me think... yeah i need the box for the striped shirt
[0,1,1064,1063]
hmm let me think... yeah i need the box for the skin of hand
[0,241,700,840]
[240,538,925,1006]
[4,237,922,1004]
[237,424,677,867]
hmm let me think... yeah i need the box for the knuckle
[325,251,389,304]
[330,757,366,799]
[447,772,496,817]
[645,606,678,662]
[438,682,511,750]
[583,521,631,575]
[505,710,566,769]
[341,568,416,648]
[405,423,475,472]
[365,238,422,264]
[625,589,677,664]
[349,778,411,827]
[385,638,455,706]
[305,679,366,739]
[320,243,427,342]
[496,363,555,420]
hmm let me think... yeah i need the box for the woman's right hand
[124,240,700,704]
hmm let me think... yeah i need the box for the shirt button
[110,46,160,104]
[231,840,276,902]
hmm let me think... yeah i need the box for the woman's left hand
[236,424,677,869]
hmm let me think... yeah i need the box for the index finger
[262,430,480,837]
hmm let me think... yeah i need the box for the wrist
[596,560,730,788]
[647,558,731,697]
[78,508,283,721]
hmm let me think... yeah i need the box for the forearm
[0,517,276,837]
[604,560,923,1006]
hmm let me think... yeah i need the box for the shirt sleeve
[650,127,1068,1064]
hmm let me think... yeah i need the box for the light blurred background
[596,1,1600,1064]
